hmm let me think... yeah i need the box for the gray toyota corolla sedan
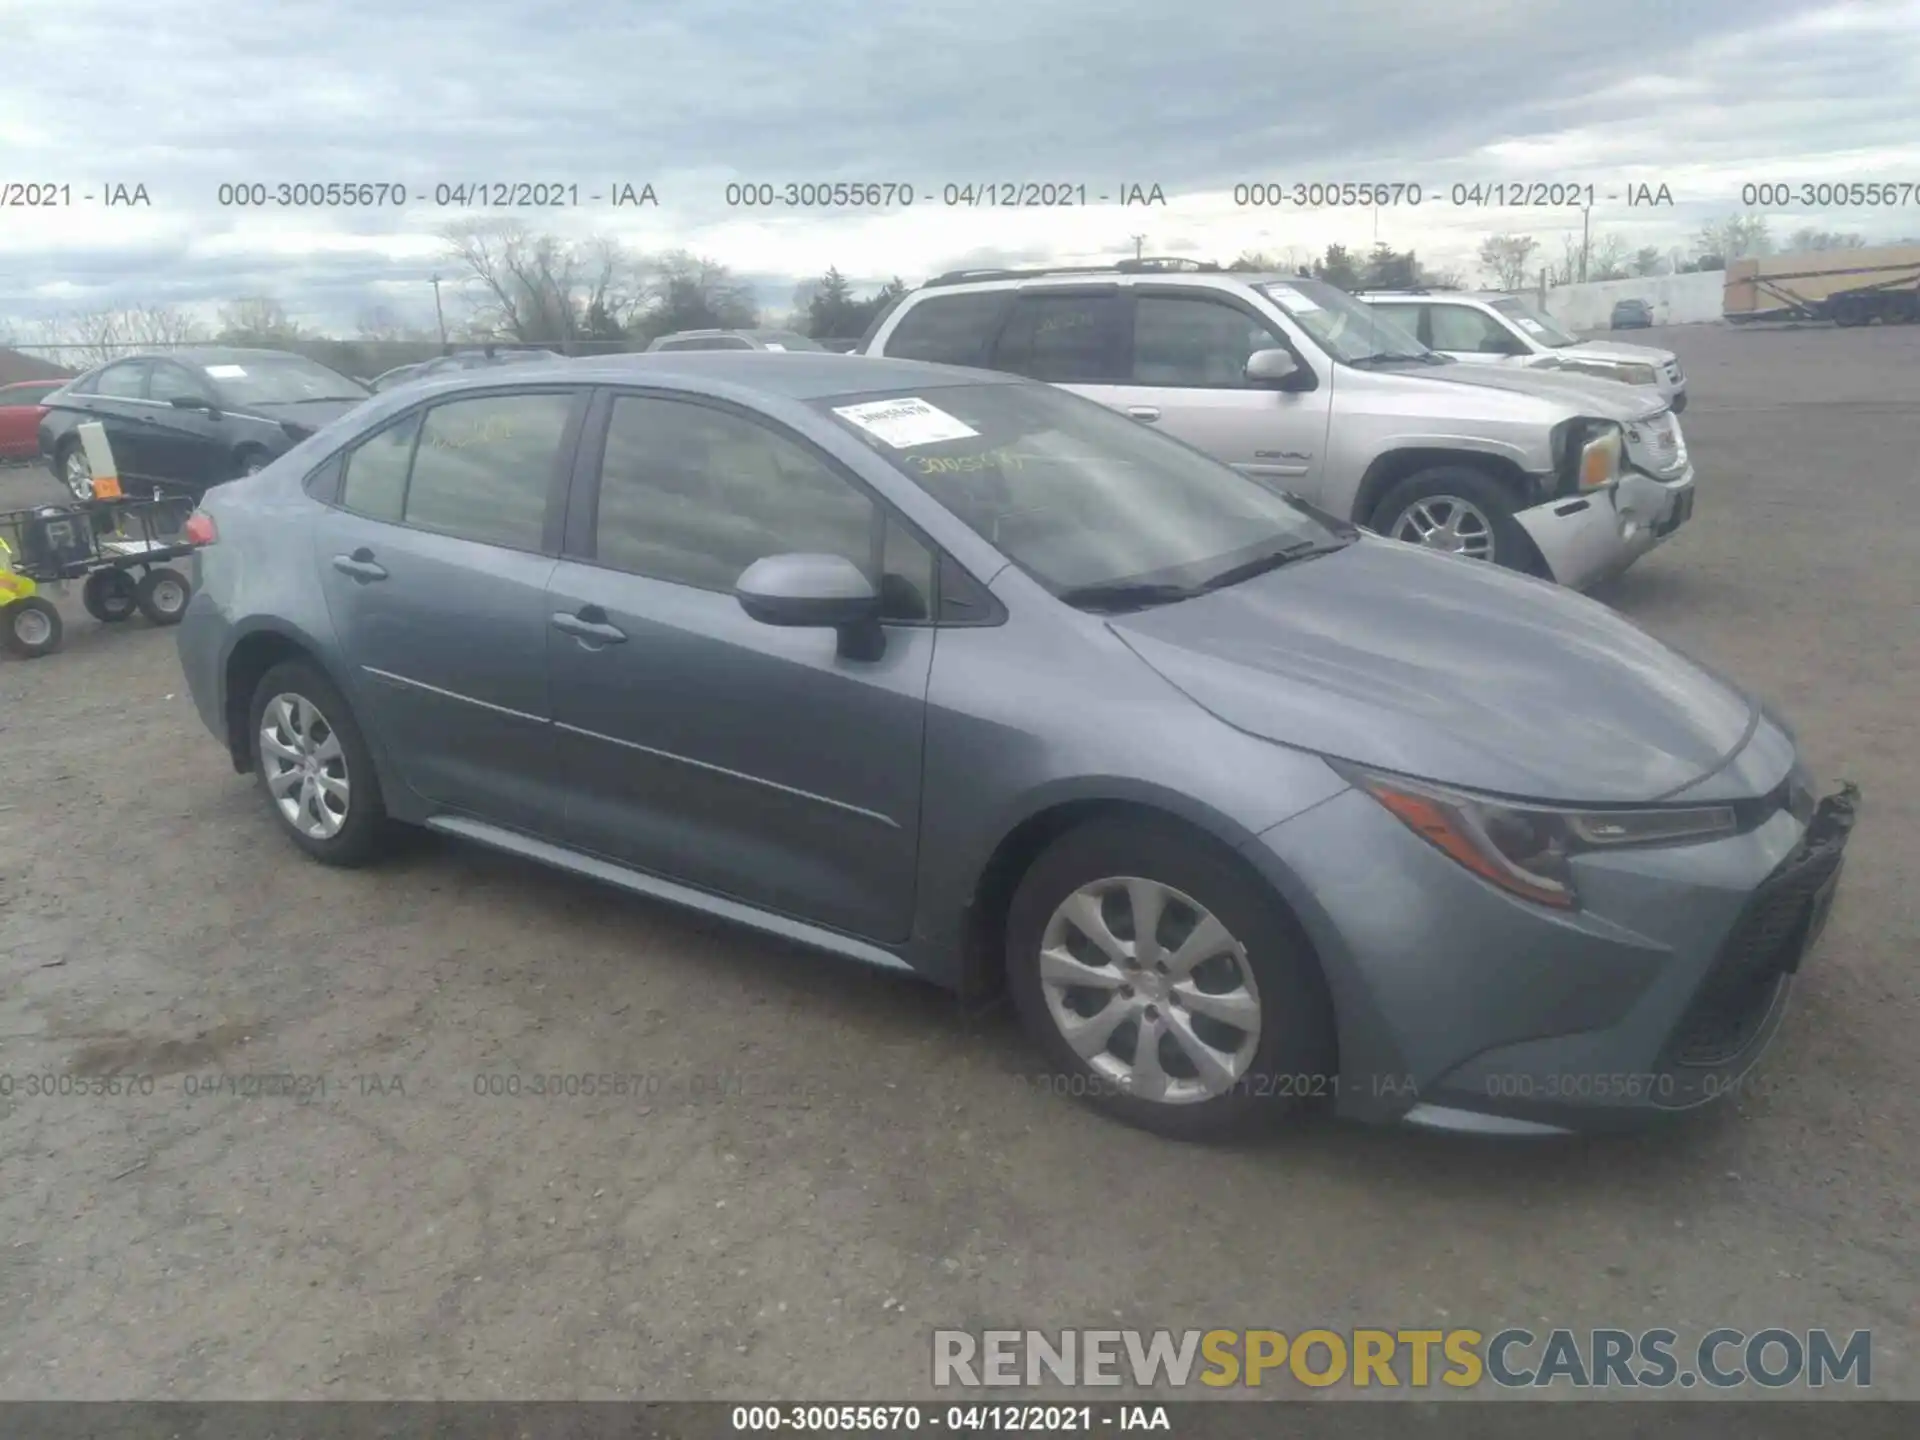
[175,354,1858,1140]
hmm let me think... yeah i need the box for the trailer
[1723,244,1920,326]
[0,494,196,658]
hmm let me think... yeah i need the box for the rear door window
[989,292,1129,383]
[880,294,1010,366]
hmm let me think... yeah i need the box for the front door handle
[1126,406,1161,422]
[552,609,627,645]
[331,548,388,582]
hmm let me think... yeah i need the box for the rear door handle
[1126,406,1161,422]
[331,549,388,582]
[552,609,627,645]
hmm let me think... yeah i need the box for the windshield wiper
[1194,537,1350,594]
[1056,581,1201,613]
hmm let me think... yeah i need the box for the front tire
[3,597,63,658]
[1005,818,1336,1140]
[57,441,93,500]
[1371,465,1531,571]
[248,660,391,866]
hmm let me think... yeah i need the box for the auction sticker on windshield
[1514,317,1548,335]
[1261,283,1320,313]
[833,396,979,448]
[203,364,248,378]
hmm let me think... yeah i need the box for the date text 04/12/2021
[729,1404,1172,1432]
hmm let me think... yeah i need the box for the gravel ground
[0,323,1915,1401]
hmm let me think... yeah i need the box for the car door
[77,360,157,482]
[143,359,229,484]
[544,388,936,943]
[309,384,586,832]
[1422,303,1533,365]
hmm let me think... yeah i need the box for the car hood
[1409,361,1665,421]
[241,397,369,435]
[1109,538,1759,804]
[1558,339,1678,366]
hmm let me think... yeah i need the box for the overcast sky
[4,0,1919,338]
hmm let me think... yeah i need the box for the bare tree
[1695,213,1773,264]
[1477,235,1539,289]
[1588,233,1632,281]
[440,219,646,347]
[1785,228,1867,253]
[218,297,302,345]
[631,250,760,342]
[35,305,208,365]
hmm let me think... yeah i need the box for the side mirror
[1245,348,1303,388]
[735,553,886,660]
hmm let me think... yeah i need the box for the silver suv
[1358,290,1687,413]
[646,329,826,353]
[863,264,1694,589]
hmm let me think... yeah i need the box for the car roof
[356,351,1020,408]
[102,346,322,365]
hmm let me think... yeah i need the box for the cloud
[3,0,1917,333]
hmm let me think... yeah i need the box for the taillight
[183,511,218,546]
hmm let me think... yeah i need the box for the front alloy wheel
[259,692,351,839]
[1038,877,1262,1104]
[62,445,94,500]
[1389,496,1497,562]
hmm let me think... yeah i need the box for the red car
[0,379,65,462]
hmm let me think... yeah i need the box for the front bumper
[1247,775,1858,1135]
[1514,463,1695,590]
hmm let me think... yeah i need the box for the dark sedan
[38,347,370,499]
[1610,299,1655,330]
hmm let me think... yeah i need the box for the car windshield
[814,381,1349,607]
[1256,278,1432,365]
[202,356,368,405]
[1490,296,1582,348]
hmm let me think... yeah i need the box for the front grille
[1664,839,1843,1068]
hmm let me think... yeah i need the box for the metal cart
[0,493,198,658]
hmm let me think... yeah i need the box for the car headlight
[1339,766,1740,910]
[1577,424,1623,491]
[1557,358,1659,387]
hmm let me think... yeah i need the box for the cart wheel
[136,567,191,626]
[83,568,140,623]
[3,597,63,658]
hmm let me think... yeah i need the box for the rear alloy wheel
[249,660,391,866]
[60,443,94,500]
[237,449,271,476]
[1006,818,1336,1140]
[135,566,190,625]
[3,597,64,658]
[1372,465,1531,572]
[82,568,139,622]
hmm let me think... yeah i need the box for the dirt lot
[1,325,1916,1401]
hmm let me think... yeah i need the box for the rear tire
[3,597,63,658]
[135,567,190,625]
[83,569,139,623]
[1005,817,1337,1141]
[1370,465,1532,573]
[57,440,93,500]
[248,660,392,867]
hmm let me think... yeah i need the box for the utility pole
[430,273,448,351]
[1130,234,1146,262]
[1579,204,1592,283]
